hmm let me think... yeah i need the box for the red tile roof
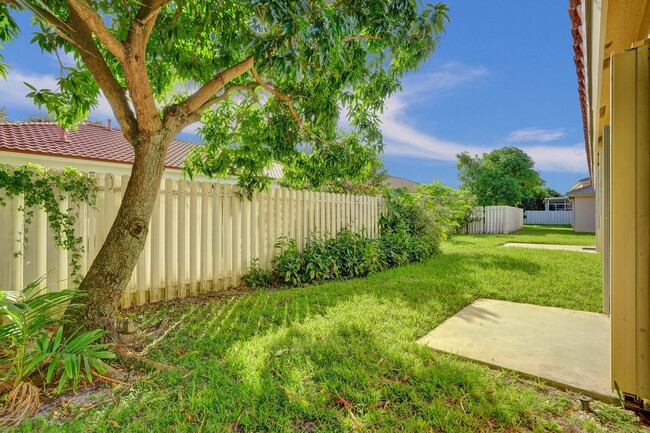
[0,122,198,169]
[568,0,592,180]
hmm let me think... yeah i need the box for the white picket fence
[460,206,524,234]
[524,210,574,225]
[0,172,382,308]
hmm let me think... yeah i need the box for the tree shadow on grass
[149,294,552,432]
[146,251,545,370]
[41,246,602,433]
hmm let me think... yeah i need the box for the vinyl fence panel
[460,206,524,234]
[524,210,574,225]
[1,170,382,307]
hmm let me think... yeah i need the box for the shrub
[414,180,476,239]
[241,187,452,290]
[379,188,441,261]
[0,277,115,427]
[241,259,275,290]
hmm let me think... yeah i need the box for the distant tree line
[456,146,560,209]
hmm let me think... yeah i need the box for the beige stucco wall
[0,150,234,183]
[571,195,596,233]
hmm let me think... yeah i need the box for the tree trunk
[64,129,172,339]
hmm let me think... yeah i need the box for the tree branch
[66,8,137,139]
[342,34,381,42]
[164,56,254,129]
[342,33,426,42]
[136,0,169,24]
[67,0,126,62]
[183,83,259,126]
[250,64,333,145]
[5,1,81,47]
[127,0,170,53]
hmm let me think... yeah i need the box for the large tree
[0,1,449,336]
[521,186,561,210]
[456,147,544,207]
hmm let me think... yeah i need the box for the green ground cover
[501,225,596,246]
[16,226,647,433]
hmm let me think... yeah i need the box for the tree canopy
[456,147,544,207]
[521,186,561,210]
[414,180,475,239]
[0,0,450,335]
[1,0,449,191]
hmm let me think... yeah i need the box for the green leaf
[83,356,92,383]
[23,352,50,377]
[47,352,62,383]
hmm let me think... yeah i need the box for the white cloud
[0,70,59,110]
[390,62,488,108]
[506,127,567,143]
[412,62,488,93]
[379,93,587,173]
[522,144,587,172]
[380,94,484,160]
[88,91,117,123]
[0,68,116,123]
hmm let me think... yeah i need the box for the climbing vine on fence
[0,164,97,282]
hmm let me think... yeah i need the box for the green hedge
[242,187,442,290]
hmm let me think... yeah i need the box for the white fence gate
[460,206,524,234]
[524,210,574,225]
[0,171,382,308]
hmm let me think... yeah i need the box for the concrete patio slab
[502,243,597,253]
[418,298,613,400]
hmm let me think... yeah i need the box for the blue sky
[0,2,588,194]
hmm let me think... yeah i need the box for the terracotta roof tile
[0,122,284,179]
[568,0,591,180]
[0,122,198,169]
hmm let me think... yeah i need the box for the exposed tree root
[146,317,169,337]
[141,316,185,356]
[118,316,175,352]
[117,333,147,351]
[114,346,179,373]
[97,360,134,384]
[0,381,41,428]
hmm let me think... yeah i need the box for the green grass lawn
[485,224,597,246]
[17,226,647,432]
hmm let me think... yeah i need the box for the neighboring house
[0,121,283,182]
[571,0,650,404]
[566,180,594,233]
[543,196,571,211]
[568,177,591,192]
[385,175,419,192]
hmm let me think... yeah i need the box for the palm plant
[0,277,115,427]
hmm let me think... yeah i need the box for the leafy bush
[242,190,442,289]
[379,187,441,260]
[414,180,477,239]
[272,235,339,285]
[0,277,116,427]
[241,259,275,290]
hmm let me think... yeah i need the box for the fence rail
[460,206,524,234]
[524,210,573,225]
[0,172,382,308]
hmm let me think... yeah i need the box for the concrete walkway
[502,243,597,253]
[418,299,613,400]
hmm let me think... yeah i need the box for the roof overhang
[575,0,650,180]
[568,192,596,198]
[543,196,569,202]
